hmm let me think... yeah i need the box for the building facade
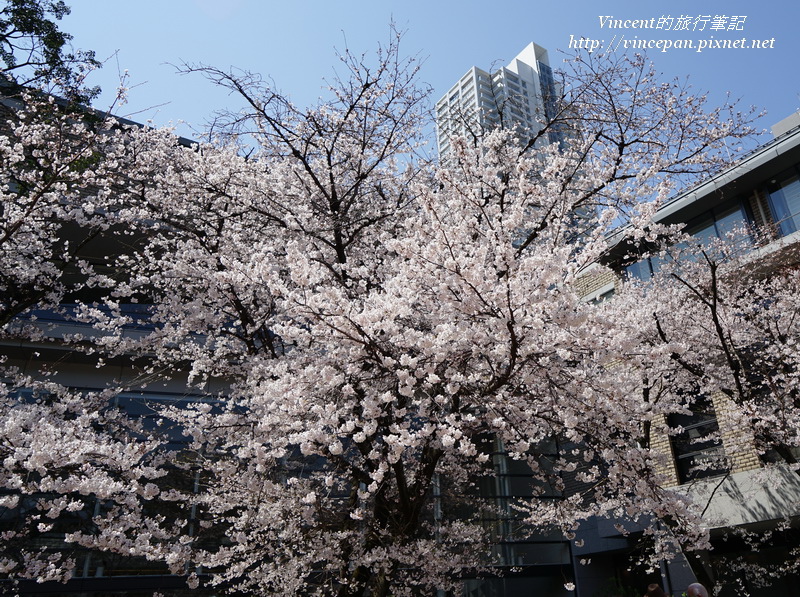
[435,42,558,159]
[573,111,800,597]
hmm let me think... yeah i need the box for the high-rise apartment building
[435,42,558,159]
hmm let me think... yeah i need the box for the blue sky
[64,0,798,146]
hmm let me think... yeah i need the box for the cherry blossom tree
[0,92,117,326]
[0,89,177,586]
[0,33,770,595]
[628,245,800,469]
[599,235,800,591]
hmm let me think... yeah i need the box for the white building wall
[435,42,555,159]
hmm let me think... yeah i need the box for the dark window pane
[669,397,727,483]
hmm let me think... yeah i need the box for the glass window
[682,200,751,249]
[589,288,616,304]
[624,258,653,281]
[714,203,748,238]
[686,215,717,247]
[668,396,726,483]
[768,170,800,236]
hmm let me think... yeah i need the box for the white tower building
[435,42,558,159]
